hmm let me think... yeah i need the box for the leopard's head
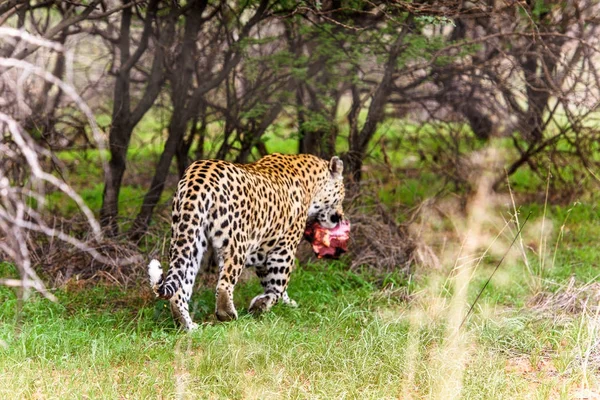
[308,156,346,229]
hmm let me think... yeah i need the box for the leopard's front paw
[282,291,298,308]
[186,322,199,331]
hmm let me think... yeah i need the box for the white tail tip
[148,259,163,287]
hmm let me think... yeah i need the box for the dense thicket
[1,0,599,241]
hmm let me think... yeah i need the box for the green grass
[1,243,598,399]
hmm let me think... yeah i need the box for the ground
[1,117,600,398]
[1,200,599,399]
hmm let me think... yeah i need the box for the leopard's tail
[148,259,170,299]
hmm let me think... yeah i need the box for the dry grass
[32,232,144,287]
[529,277,600,315]
[296,188,440,275]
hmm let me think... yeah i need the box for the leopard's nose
[330,213,341,224]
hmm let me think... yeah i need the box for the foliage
[3,1,598,235]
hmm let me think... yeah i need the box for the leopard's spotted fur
[148,153,345,330]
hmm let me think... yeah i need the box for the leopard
[148,153,346,330]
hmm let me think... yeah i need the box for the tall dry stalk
[400,148,534,398]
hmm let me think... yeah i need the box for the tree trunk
[129,117,187,241]
[346,27,409,183]
[99,3,133,236]
[99,0,165,236]
[235,104,284,163]
[522,54,547,143]
[296,85,309,154]
[176,115,200,177]
[129,1,207,241]
[100,121,133,236]
[194,123,207,161]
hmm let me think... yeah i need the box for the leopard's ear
[329,156,343,179]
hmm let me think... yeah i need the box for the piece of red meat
[304,220,351,259]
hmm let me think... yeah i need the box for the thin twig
[460,211,532,329]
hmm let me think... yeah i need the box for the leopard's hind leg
[157,229,207,331]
